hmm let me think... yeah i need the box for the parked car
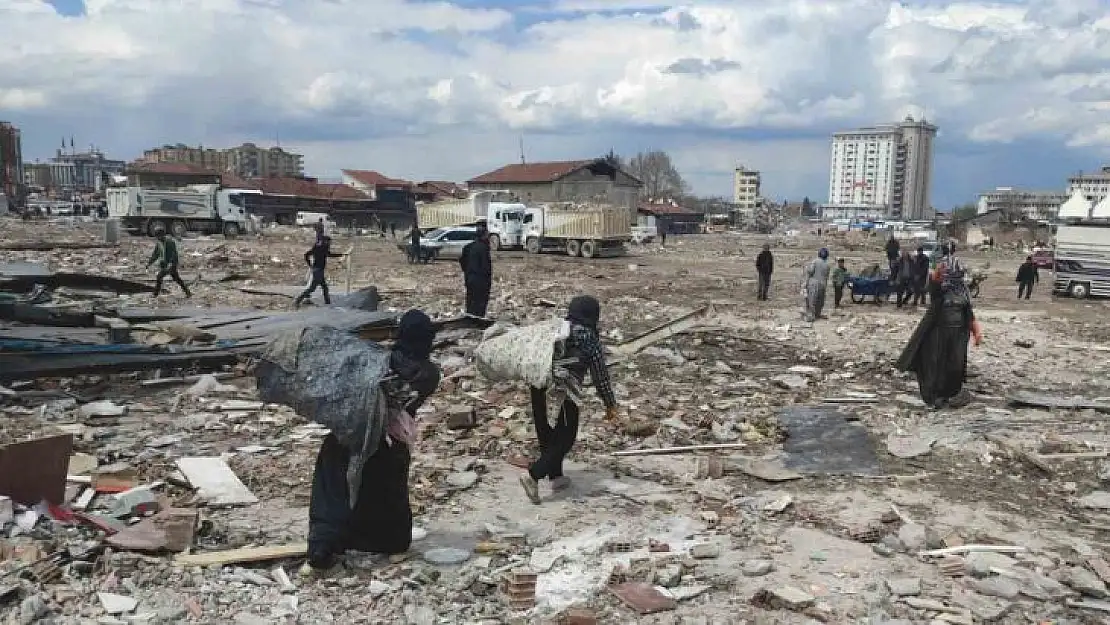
[1031,249,1054,269]
[418,226,480,260]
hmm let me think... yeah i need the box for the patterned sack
[474,319,569,388]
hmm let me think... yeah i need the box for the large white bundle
[474,319,568,388]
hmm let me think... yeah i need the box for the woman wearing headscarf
[896,262,982,409]
[801,248,831,322]
[303,310,441,575]
[519,295,618,505]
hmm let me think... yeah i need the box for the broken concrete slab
[752,585,815,611]
[609,582,675,615]
[98,593,138,615]
[885,578,921,597]
[175,457,259,507]
[1055,566,1109,598]
[885,432,937,459]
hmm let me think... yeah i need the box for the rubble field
[3,217,1110,625]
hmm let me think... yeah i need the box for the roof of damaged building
[468,160,600,185]
[342,169,411,188]
[251,177,369,200]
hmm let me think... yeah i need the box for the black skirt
[307,433,413,559]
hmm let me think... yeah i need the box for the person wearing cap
[801,248,831,322]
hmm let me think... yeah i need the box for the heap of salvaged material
[0,266,488,382]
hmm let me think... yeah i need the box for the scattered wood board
[175,543,308,567]
[175,457,259,507]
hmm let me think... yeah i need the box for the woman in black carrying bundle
[303,310,441,575]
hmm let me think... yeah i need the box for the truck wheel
[525,237,541,254]
[223,222,241,238]
[566,240,581,257]
[489,234,501,251]
[1070,282,1090,299]
[147,220,167,237]
[170,221,187,239]
[580,240,598,258]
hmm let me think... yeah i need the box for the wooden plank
[175,457,259,507]
[614,306,710,355]
[174,543,307,567]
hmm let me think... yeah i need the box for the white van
[295,211,331,228]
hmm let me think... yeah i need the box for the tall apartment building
[137,142,304,178]
[0,121,24,206]
[1068,166,1110,204]
[825,116,937,220]
[733,165,761,217]
[976,187,1068,222]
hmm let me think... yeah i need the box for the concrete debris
[1,221,1107,623]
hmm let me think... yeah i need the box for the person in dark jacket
[519,296,618,505]
[755,244,774,301]
[657,220,668,246]
[895,251,915,308]
[295,236,346,308]
[1016,256,1039,299]
[408,224,422,263]
[896,262,981,409]
[912,247,930,306]
[459,224,493,317]
[885,235,901,269]
[304,310,440,575]
[147,232,191,298]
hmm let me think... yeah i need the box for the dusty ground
[3,217,1110,624]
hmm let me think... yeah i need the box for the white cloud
[2,0,1109,201]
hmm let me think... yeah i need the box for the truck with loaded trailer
[416,190,525,251]
[522,204,632,257]
[107,185,259,238]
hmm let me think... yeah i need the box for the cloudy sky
[3,0,1109,208]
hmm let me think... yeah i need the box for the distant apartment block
[1068,166,1110,204]
[0,121,24,205]
[137,142,304,178]
[732,165,761,217]
[825,116,937,220]
[976,187,1068,222]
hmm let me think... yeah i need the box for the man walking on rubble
[801,248,831,322]
[755,243,774,301]
[886,235,901,273]
[912,246,930,306]
[146,231,191,298]
[460,223,493,317]
[408,222,423,263]
[295,236,347,308]
[1016,256,1039,300]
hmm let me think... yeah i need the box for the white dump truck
[107,185,258,238]
[522,204,632,257]
[416,190,525,250]
[1053,223,1110,299]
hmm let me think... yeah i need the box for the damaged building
[467,159,642,209]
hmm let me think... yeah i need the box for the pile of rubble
[3,217,1110,623]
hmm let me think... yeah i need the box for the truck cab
[485,202,525,249]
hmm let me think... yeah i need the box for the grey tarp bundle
[255,325,392,508]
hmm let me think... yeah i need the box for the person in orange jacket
[896,261,981,409]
